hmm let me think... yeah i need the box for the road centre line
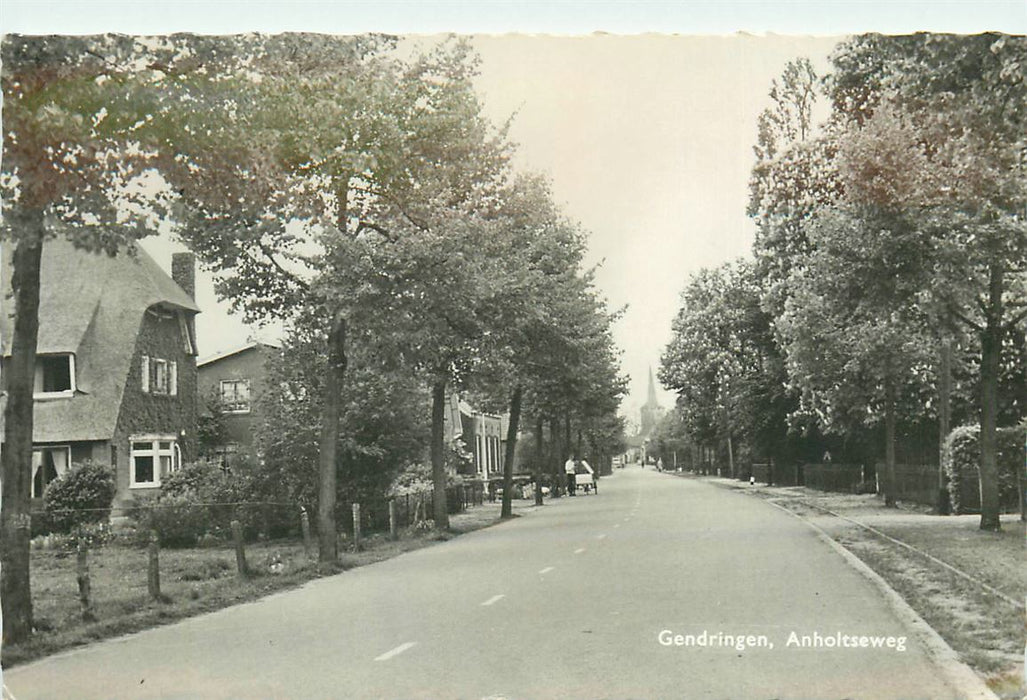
[574,547,586,554]
[374,642,417,661]
[613,524,621,528]
[597,534,607,539]
[539,566,555,574]
[481,594,506,606]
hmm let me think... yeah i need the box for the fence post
[300,506,312,558]
[147,530,162,601]
[76,539,96,622]
[231,519,248,578]
[352,503,362,550]
[388,500,398,540]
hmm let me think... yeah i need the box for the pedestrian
[657,457,663,472]
[564,455,577,496]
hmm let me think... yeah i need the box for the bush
[943,425,1025,514]
[42,460,116,535]
[128,458,297,546]
[127,494,211,548]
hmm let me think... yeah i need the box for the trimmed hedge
[942,425,1025,515]
[41,460,117,534]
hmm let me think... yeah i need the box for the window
[129,436,180,488]
[32,446,70,498]
[219,379,251,413]
[141,356,177,396]
[34,354,75,397]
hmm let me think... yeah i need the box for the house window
[129,436,180,488]
[34,354,75,397]
[220,379,251,413]
[32,446,70,498]
[141,356,177,396]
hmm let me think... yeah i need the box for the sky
[2,1,1024,421]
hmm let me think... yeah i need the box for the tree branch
[946,302,984,333]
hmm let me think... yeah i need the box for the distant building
[443,393,515,482]
[0,240,199,506]
[196,340,281,463]
[626,367,664,461]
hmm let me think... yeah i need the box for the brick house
[196,340,281,461]
[0,239,200,507]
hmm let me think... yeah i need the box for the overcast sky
[3,1,1024,420]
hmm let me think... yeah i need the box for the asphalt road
[5,466,963,699]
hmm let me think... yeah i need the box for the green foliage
[41,460,116,535]
[943,425,1025,514]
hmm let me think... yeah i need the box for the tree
[147,35,512,542]
[0,34,186,643]
[828,34,1027,529]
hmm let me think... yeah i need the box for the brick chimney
[171,252,196,299]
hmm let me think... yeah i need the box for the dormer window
[34,354,75,398]
[141,356,178,396]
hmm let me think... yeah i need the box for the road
[5,467,963,699]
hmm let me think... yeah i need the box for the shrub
[943,425,1025,514]
[42,460,116,535]
[127,494,210,548]
[128,458,297,545]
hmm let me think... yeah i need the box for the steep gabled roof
[0,238,199,442]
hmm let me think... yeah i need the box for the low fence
[888,464,940,507]
[802,463,867,494]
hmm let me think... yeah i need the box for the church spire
[645,366,658,408]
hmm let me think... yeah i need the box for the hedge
[942,425,1025,515]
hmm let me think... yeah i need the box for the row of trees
[1,34,626,643]
[660,34,1026,529]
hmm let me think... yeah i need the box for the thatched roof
[1,238,199,442]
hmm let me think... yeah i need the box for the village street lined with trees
[0,27,1024,699]
[658,34,1026,529]
[1,34,626,647]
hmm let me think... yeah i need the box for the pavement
[4,466,968,699]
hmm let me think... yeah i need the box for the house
[442,394,515,483]
[196,340,281,462]
[0,239,200,507]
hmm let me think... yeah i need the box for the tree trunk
[1,225,44,644]
[937,337,953,514]
[501,385,523,519]
[430,379,450,530]
[534,416,544,506]
[546,418,560,497]
[727,434,735,479]
[978,264,1003,531]
[317,310,347,563]
[882,378,897,508]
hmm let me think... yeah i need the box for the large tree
[0,35,198,643]
[827,34,1027,529]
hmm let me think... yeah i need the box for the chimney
[171,252,196,299]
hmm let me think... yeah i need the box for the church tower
[639,367,661,438]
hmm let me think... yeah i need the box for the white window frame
[31,445,71,498]
[142,356,177,396]
[219,379,251,414]
[33,354,76,399]
[129,435,180,489]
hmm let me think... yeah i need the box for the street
[5,467,963,699]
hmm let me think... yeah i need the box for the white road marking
[539,566,555,574]
[597,533,607,540]
[481,594,506,606]
[574,547,586,554]
[4,685,18,700]
[613,524,621,529]
[375,642,417,661]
